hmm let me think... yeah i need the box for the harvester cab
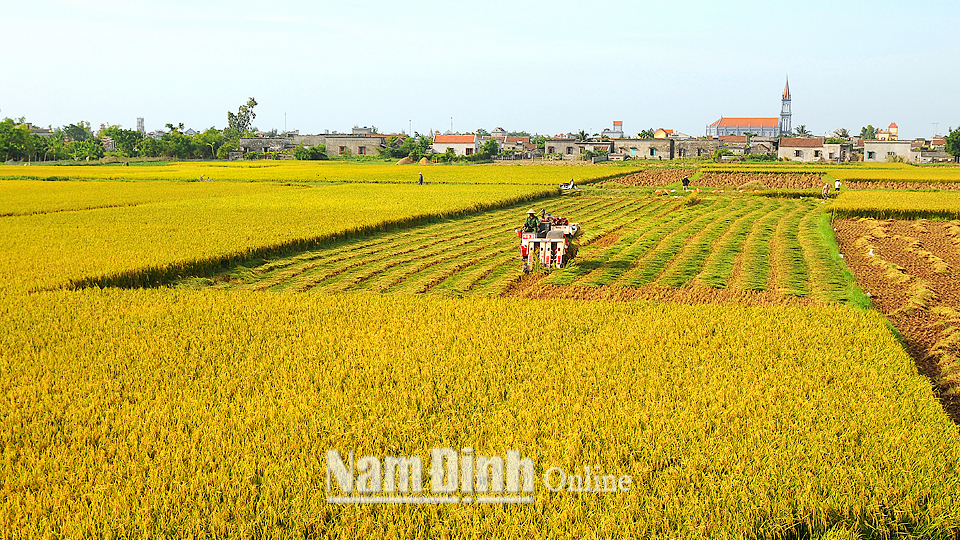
[517,209,581,273]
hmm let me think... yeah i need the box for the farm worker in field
[682,176,690,191]
[418,172,423,185]
[834,179,841,192]
[821,183,831,200]
[523,209,539,233]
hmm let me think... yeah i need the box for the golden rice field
[831,191,960,220]
[0,161,624,185]
[832,166,960,183]
[0,179,282,217]
[0,180,552,292]
[2,289,959,538]
[3,167,960,538]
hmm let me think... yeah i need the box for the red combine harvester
[518,210,581,272]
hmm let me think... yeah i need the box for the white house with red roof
[431,134,479,156]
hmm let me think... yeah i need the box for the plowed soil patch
[699,172,822,189]
[835,218,960,424]
[610,168,696,187]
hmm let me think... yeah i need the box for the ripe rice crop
[0,182,553,292]
[833,167,960,183]
[0,179,283,217]
[831,191,960,220]
[0,161,629,185]
[2,289,959,537]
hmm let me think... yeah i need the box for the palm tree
[794,125,811,137]
[575,130,589,142]
[833,127,850,139]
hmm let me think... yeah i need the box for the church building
[706,78,792,138]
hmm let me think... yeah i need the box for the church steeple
[780,76,792,136]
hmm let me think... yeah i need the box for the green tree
[215,141,238,160]
[378,135,418,159]
[59,121,94,142]
[532,135,546,151]
[639,128,655,139]
[66,139,105,161]
[860,125,877,140]
[833,127,850,139]
[480,138,499,157]
[712,148,733,162]
[161,123,197,159]
[945,127,960,162]
[794,125,811,137]
[293,143,327,160]
[226,97,258,138]
[438,147,456,163]
[100,125,144,157]
[476,128,490,136]
[575,130,590,142]
[137,137,164,158]
[0,118,35,161]
[195,127,226,159]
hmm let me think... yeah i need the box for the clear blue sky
[4,0,957,139]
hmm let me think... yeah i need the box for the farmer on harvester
[522,209,540,233]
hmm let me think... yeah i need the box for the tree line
[0,98,262,163]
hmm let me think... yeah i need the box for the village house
[862,140,913,163]
[323,136,383,157]
[777,138,849,162]
[675,139,720,159]
[613,138,673,160]
[543,138,579,158]
[238,137,292,154]
[748,140,777,156]
[432,134,479,156]
[778,138,826,162]
[483,135,531,153]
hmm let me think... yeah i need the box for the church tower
[779,77,792,136]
